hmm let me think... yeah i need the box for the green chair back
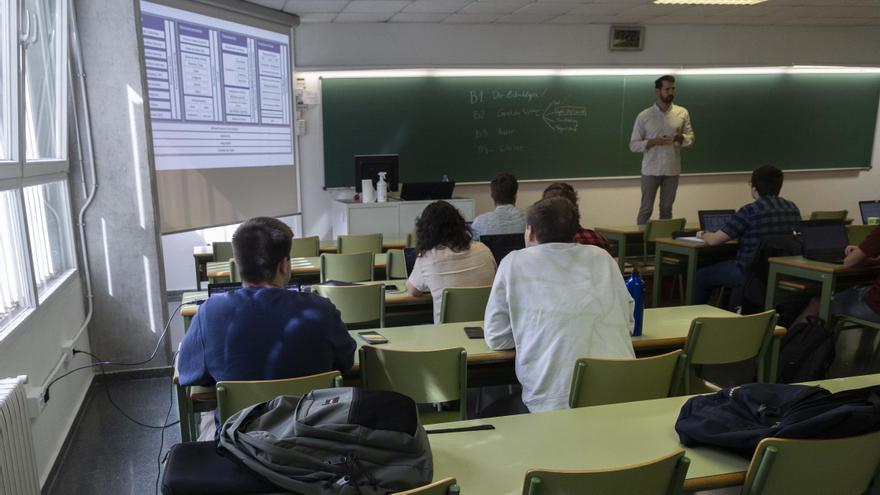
[216,371,343,423]
[439,286,492,324]
[809,210,847,221]
[568,350,683,408]
[212,241,234,262]
[397,477,460,495]
[386,249,408,280]
[320,252,374,283]
[523,450,689,495]
[338,233,383,255]
[359,346,467,424]
[847,225,875,246]
[314,284,384,327]
[406,231,417,248]
[643,218,686,259]
[291,236,320,258]
[682,310,778,394]
[741,431,880,495]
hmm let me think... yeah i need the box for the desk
[205,253,389,280]
[765,256,880,321]
[426,373,880,494]
[652,238,739,307]
[596,223,699,272]
[318,237,408,254]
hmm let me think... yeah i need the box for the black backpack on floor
[675,383,880,457]
[776,316,835,383]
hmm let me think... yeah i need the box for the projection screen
[138,0,299,233]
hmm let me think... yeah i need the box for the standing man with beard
[629,75,695,225]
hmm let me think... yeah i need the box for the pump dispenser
[376,172,388,203]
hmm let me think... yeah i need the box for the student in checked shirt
[630,75,695,225]
[541,182,611,252]
[694,165,801,305]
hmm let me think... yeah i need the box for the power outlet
[26,387,45,419]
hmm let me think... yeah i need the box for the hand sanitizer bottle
[376,172,388,203]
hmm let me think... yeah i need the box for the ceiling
[244,0,880,25]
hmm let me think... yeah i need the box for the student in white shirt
[483,197,636,413]
[629,75,695,225]
[406,200,497,323]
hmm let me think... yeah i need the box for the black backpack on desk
[675,383,880,457]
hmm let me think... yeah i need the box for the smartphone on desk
[358,330,389,344]
[463,326,484,339]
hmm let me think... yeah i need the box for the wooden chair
[740,431,880,495]
[216,371,343,423]
[439,286,492,323]
[314,283,385,328]
[291,235,320,258]
[809,210,847,221]
[523,450,690,495]
[568,350,683,408]
[359,346,467,424]
[680,310,778,394]
[386,249,408,279]
[320,252,374,282]
[338,233,383,255]
[847,225,875,246]
[396,477,461,494]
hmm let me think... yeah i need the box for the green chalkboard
[321,74,880,187]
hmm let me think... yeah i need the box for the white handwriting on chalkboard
[489,88,548,102]
[470,90,484,104]
[498,128,516,136]
[542,100,586,133]
[473,110,486,120]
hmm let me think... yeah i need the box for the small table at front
[596,223,699,272]
[426,373,880,494]
[205,253,389,281]
[174,305,786,442]
[765,256,880,321]
[652,238,739,307]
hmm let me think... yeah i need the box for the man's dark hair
[490,172,518,205]
[232,217,293,283]
[415,201,472,255]
[542,182,579,207]
[527,197,580,244]
[655,75,675,89]
[750,165,784,197]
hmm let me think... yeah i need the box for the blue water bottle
[626,268,645,337]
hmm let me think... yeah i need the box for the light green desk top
[319,237,408,253]
[206,253,389,278]
[426,373,880,494]
[595,223,700,236]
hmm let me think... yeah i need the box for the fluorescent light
[654,0,766,4]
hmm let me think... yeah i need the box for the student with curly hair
[406,201,497,323]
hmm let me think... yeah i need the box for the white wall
[162,215,302,292]
[293,23,880,237]
[0,275,92,485]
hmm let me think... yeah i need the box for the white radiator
[0,376,40,495]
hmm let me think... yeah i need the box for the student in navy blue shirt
[694,165,801,305]
[179,217,355,432]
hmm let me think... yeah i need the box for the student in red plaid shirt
[542,182,611,252]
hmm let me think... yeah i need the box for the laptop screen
[800,220,849,252]
[207,282,301,296]
[479,233,526,264]
[859,200,880,224]
[403,247,418,277]
[698,210,735,233]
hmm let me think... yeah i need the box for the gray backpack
[218,387,433,495]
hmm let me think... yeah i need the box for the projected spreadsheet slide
[140,1,293,170]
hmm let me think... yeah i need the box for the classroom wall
[0,276,93,485]
[293,23,880,237]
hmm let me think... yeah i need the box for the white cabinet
[331,198,476,237]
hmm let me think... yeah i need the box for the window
[24,0,65,162]
[23,180,74,299]
[0,189,33,329]
[0,1,15,163]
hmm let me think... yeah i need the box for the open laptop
[698,209,736,233]
[479,233,526,264]
[399,181,456,201]
[207,282,301,296]
[859,200,880,224]
[800,220,849,264]
[403,247,418,277]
